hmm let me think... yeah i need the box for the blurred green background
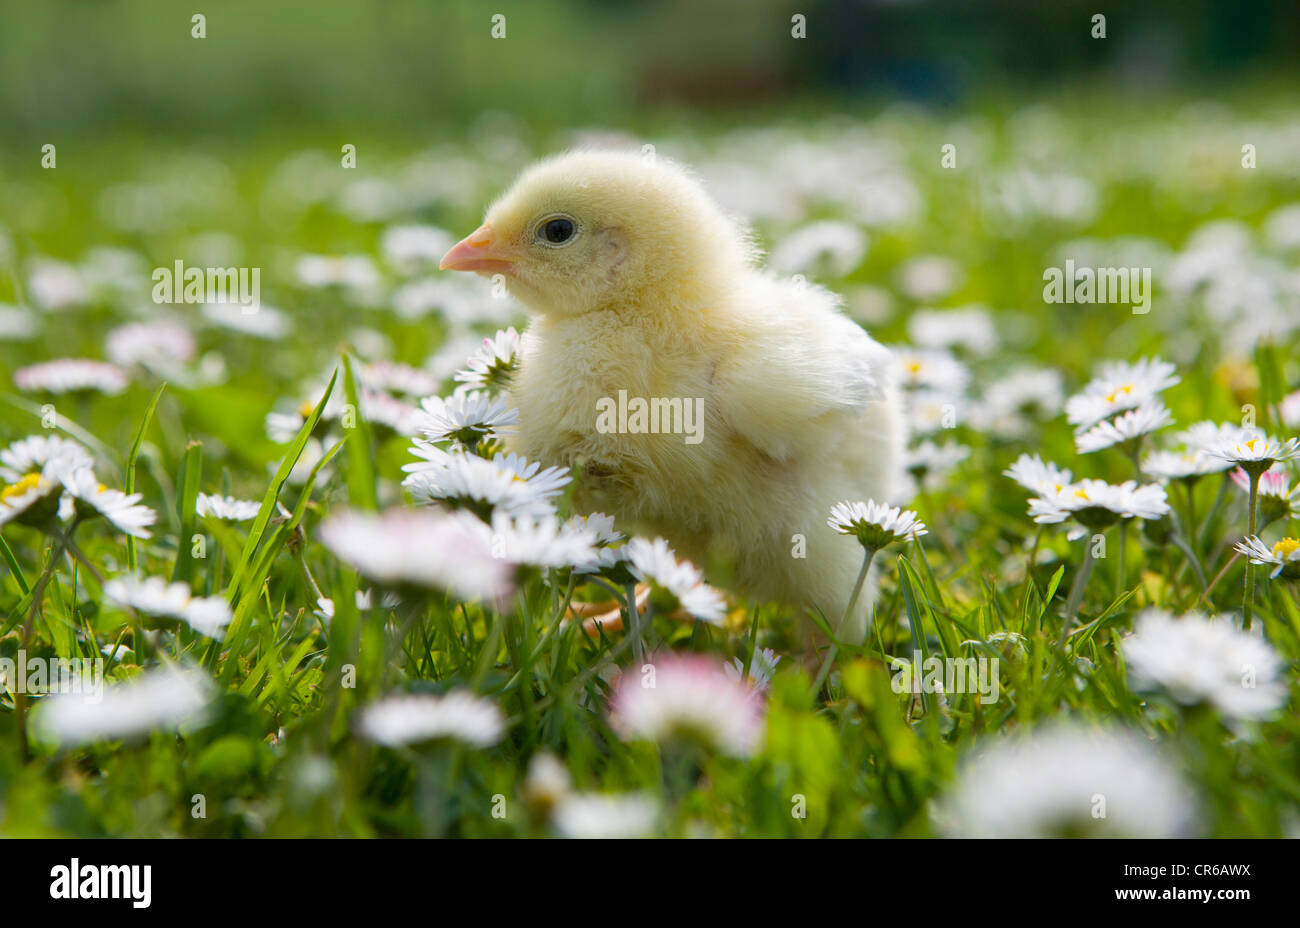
[1,0,1297,141]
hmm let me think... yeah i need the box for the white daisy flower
[0,435,94,484]
[1075,400,1172,454]
[1174,420,1256,454]
[566,512,623,546]
[55,465,156,538]
[905,439,970,484]
[106,319,196,370]
[903,388,964,436]
[201,301,291,339]
[103,575,233,638]
[523,752,573,809]
[195,493,261,522]
[359,359,440,398]
[828,499,927,550]
[1123,609,1288,720]
[14,359,128,396]
[1142,449,1233,481]
[1229,465,1300,521]
[295,253,382,293]
[380,224,455,273]
[1065,357,1180,430]
[1280,390,1300,430]
[403,448,568,519]
[319,507,513,601]
[769,220,868,277]
[414,391,519,447]
[969,367,1065,437]
[30,666,216,748]
[0,471,63,529]
[356,691,504,748]
[0,304,38,340]
[1204,431,1300,470]
[891,347,970,395]
[552,793,660,839]
[896,255,962,301]
[1028,479,1169,529]
[488,511,601,571]
[623,537,728,625]
[1234,535,1300,580]
[942,722,1197,838]
[1003,453,1073,495]
[27,259,91,310]
[907,305,998,356]
[724,647,781,692]
[452,327,521,393]
[609,654,764,757]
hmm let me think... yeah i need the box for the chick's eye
[539,217,575,244]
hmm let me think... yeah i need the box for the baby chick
[441,150,904,644]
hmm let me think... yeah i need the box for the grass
[1,97,1299,837]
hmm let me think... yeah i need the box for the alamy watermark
[1042,260,1151,314]
[0,649,104,703]
[152,259,260,313]
[595,390,705,445]
[890,651,1000,704]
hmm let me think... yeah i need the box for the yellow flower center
[907,361,922,375]
[1273,538,1300,559]
[1104,383,1134,404]
[1,472,42,501]
[298,400,315,418]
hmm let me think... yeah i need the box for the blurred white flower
[942,723,1197,837]
[552,792,660,839]
[0,304,38,341]
[196,493,261,522]
[381,224,455,273]
[104,575,232,637]
[724,648,781,692]
[356,691,504,748]
[1075,400,1172,454]
[609,654,764,757]
[769,220,867,277]
[14,359,128,396]
[55,464,156,538]
[106,319,196,370]
[907,305,998,356]
[623,537,727,625]
[1066,357,1179,430]
[319,507,513,601]
[1123,609,1288,720]
[31,666,216,748]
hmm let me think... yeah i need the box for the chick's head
[441,150,753,317]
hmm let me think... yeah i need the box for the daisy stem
[625,580,643,665]
[1115,522,1126,600]
[1061,539,1098,649]
[811,547,876,698]
[1244,473,1260,631]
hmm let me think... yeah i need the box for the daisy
[0,471,63,529]
[103,575,233,638]
[1003,453,1073,495]
[195,493,261,522]
[319,507,513,601]
[30,666,216,748]
[724,647,781,692]
[890,347,970,395]
[359,359,440,398]
[380,224,455,273]
[0,435,94,484]
[1142,449,1232,481]
[105,319,196,370]
[1065,357,1180,430]
[1074,400,1172,454]
[609,654,765,757]
[769,220,868,277]
[827,499,927,551]
[13,359,128,396]
[622,537,728,625]
[403,448,568,520]
[201,301,291,339]
[905,440,970,484]
[522,752,573,810]
[1205,431,1300,473]
[896,255,962,301]
[356,691,504,748]
[26,259,91,310]
[453,327,521,393]
[1235,536,1300,580]
[55,465,156,538]
[1280,390,1300,430]
[907,305,998,356]
[552,793,660,839]
[969,367,1065,437]
[566,512,623,547]
[1229,465,1300,521]
[941,723,1197,838]
[295,253,382,293]
[488,511,601,571]
[1174,420,1255,454]
[1029,479,1169,530]
[414,391,519,448]
[0,304,38,341]
[1123,609,1288,720]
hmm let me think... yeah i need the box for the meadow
[1,97,1299,837]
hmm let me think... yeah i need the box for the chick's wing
[711,276,893,462]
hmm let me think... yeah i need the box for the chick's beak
[440,223,518,274]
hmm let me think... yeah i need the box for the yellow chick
[441,150,904,644]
